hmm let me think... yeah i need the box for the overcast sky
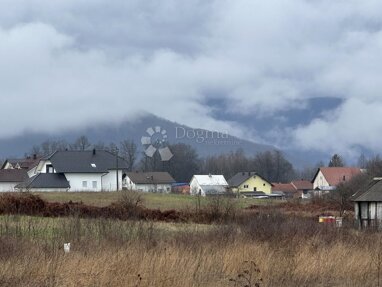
[1,0,382,158]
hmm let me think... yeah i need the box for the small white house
[124,172,175,193]
[0,169,28,192]
[17,150,129,192]
[190,174,228,196]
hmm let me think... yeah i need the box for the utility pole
[116,147,119,191]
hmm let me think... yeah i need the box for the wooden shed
[352,179,382,229]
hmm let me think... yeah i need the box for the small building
[312,167,362,194]
[228,172,272,197]
[272,183,297,198]
[16,173,70,192]
[190,174,228,196]
[124,172,176,193]
[291,180,313,199]
[0,169,28,192]
[353,178,382,229]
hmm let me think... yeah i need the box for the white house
[189,174,228,196]
[16,150,129,192]
[312,167,362,193]
[0,169,28,192]
[124,172,175,193]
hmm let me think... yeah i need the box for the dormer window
[46,164,54,173]
[91,163,96,168]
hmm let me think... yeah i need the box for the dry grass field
[0,192,373,286]
[35,191,268,210]
[0,214,380,287]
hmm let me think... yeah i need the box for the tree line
[24,135,300,183]
[19,136,372,184]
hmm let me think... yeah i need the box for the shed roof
[352,180,382,202]
[126,172,175,184]
[291,180,313,190]
[0,169,28,182]
[15,173,70,189]
[272,183,296,193]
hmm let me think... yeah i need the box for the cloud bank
[0,0,382,156]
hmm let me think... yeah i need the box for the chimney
[33,154,37,160]
[93,149,96,155]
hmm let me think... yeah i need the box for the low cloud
[0,0,382,156]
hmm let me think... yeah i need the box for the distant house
[17,150,128,192]
[352,178,382,229]
[124,172,176,193]
[272,180,313,199]
[228,172,272,197]
[272,183,297,198]
[291,180,313,198]
[190,174,228,196]
[1,155,41,177]
[312,167,362,193]
[0,169,28,192]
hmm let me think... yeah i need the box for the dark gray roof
[16,173,70,189]
[0,169,28,182]
[352,180,382,202]
[228,172,272,187]
[126,172,175,184]
[46,150,128,173]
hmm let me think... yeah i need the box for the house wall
[101,170,124,191]
[124,176,171,193]
[190,178,203,196]
[2,162,12,169]
[135,184,171,193]
[355,201,382,228]
[38,161,56,174]
[65,173,103,192]
[24,188,69,192]
[313,170,330,190]
[0,182,18,192]
[233,176,272,194]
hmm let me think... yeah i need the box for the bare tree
[71,136,91,151]
[120,140,138,171]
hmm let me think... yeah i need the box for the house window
[46,164,54,173]
[92,181,97,189]
[263,183,266,186]
[243,185,249,188]
[82,181,88,188]
[253,187,257,191]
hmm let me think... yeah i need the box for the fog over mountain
[1,1,381,161]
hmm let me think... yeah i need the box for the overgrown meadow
[0,192,379,287]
